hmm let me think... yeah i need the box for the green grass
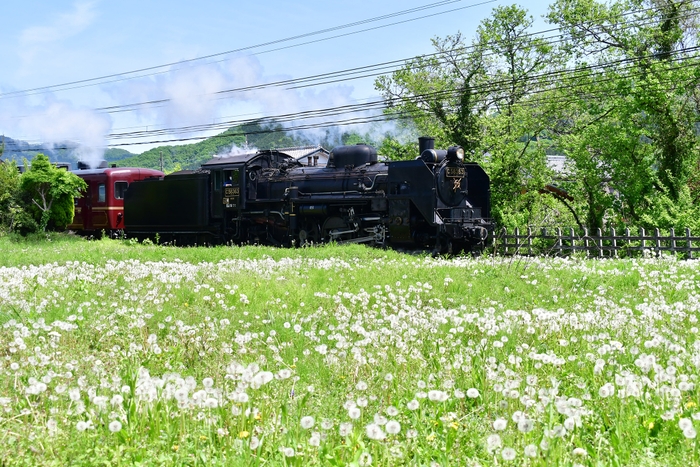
[0,234,698,466]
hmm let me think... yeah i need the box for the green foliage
[0,159,35,234]
[376,5,563,227]
[19,154,87,232]
[547,0,700,230]
[639,184,700,232]
[376,0,700,232]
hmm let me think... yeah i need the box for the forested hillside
[0,136,135,167]
[115,122,316,172]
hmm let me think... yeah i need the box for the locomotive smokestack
[418,136,435,154]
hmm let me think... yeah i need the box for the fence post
[654,228,661,257]
[515,227,520,255]
[583,228,589,258]
[640,227,646,254]
[611,227,617,258]
[687,228,693,260]
[597,228,603,258]
[670,228,676,256]
[569,228,575,257]
[527,226,533,256]
[625,228,631,257]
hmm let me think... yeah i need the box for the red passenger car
[68,166,164,234]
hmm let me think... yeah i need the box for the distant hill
[0,136,136,168]
[0,121,334,172]
[115,122,315,172]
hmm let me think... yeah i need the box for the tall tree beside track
[547,0,700,231]
[20,154,87,232]
[375,5,568,228]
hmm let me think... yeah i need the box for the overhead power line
[6,2,699,149]
[0,0,496,100]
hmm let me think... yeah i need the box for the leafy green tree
[20,154,87,232]
[0,159,34,234]
[547,0,700,230]
[376,5,563,228]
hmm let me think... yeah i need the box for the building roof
[547,155,568,174]
[276,146,329,161]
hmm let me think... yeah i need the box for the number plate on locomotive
[446,167,465,178]
[224,187,240,197]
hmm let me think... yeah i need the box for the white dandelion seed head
[249,436,260,450]
[486,433,502,453]
[373,414,388,426]
[108,420,122,433]
[309,434,321,447]
[493,418,507,431]
[501,447,516,461]
[679,418,694,431]
[517,418,535,433]
[365,423,386,440]
[385,420,401,434]
[467,388,480,398]
[301,416,315,429]
[339,422,353,437]
[524,444,537,457]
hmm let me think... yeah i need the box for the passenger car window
[98,184,106,203]
[114,181,128,199]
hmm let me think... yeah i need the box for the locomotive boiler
[124,137,492,253]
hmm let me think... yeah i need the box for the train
[67,162,164,234]
[71,137,493,254]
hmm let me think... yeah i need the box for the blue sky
[0,0,553,159]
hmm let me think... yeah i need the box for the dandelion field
[1,236,700,466]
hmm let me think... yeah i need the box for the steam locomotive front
[387,137,492,253]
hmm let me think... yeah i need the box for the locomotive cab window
[114,181,128,199]
[224,169,239,186]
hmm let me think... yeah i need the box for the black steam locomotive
[124,137,492,253]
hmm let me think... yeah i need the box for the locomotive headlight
[447,146,465,162]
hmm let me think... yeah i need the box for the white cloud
[19,1,98,67]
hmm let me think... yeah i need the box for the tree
[547,0,700,230]
[20,154,87,231]
[0,159,32,234]
[376,5,564,228]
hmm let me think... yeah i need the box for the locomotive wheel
[298,221,320,246]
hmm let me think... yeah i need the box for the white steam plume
[0,93,112,168]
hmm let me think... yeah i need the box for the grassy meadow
[1,234,699,466]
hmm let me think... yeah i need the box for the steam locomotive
[123,137,493,253]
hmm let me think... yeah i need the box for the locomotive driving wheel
[298,220,320,246]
